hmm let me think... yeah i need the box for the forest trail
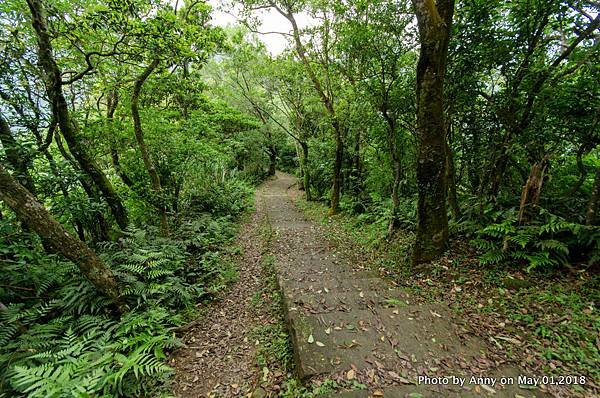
[261,173,549,398]
[171,173,549,398]
[171,200,271,397]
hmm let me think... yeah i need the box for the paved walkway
[259,173,548,397]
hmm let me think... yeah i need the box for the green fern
[471,209,594,271]
[1,206,242,397]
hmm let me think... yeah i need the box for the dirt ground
[170,183,270,397]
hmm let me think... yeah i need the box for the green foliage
[186,177,253,217]
[0,207,246,397]
[472,210,600,272]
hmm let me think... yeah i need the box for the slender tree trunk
[300,141,311,201]
[383,109,402,236]
[488,130,513,198]
[388,158,402,239]
[107,91,134,188]
[55,133,110,242]
[268,144,277,176]
[350,130,362,196]
[0,164,122,307]
[445,129,460,220]
[278,6,342,215]
[412,0,455,265]
[295,141,305,190]
[330,125,343,214]
[26,0,128,231]
[586,167,600,226]
[39,143,86,240]
[131,58,169,236]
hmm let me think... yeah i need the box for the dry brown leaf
[346,369,356,380]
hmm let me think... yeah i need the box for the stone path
[261,172,549,398]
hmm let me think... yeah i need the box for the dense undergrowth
[295,192,600,396]
[0,180,254,397]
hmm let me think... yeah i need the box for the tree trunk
[279,6,342,215]
[268,144,277,176]
[55,132,110,242]
[383,109,402,237]
[586,166,600,226]
[26,0,128,231]
[517,156,549,224]
[350,130,363,196]
[488,130,513,198]
[330,122,343,215]
[0,163,122,307]
[1,113,59,252]
[412,0,455,265]
[295,141,305,190]
[107,91,134,188]
[0,113,36,195]
[131,58,169,236]
[300,141,312,201]
[445,129,460,220]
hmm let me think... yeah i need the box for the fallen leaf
[480,384,495,394]
[373,390,384,396]
[388,371,401,379]
[325,327,331,334]
[316,341,325,347]
[346,369,356,380]
[307,334,314,344]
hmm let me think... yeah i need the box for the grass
[250,254,293,372]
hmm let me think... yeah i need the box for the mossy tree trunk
[0,163,122,307]
[412,0,455,265]
[26,0,128,231]
[131,58,169,236]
